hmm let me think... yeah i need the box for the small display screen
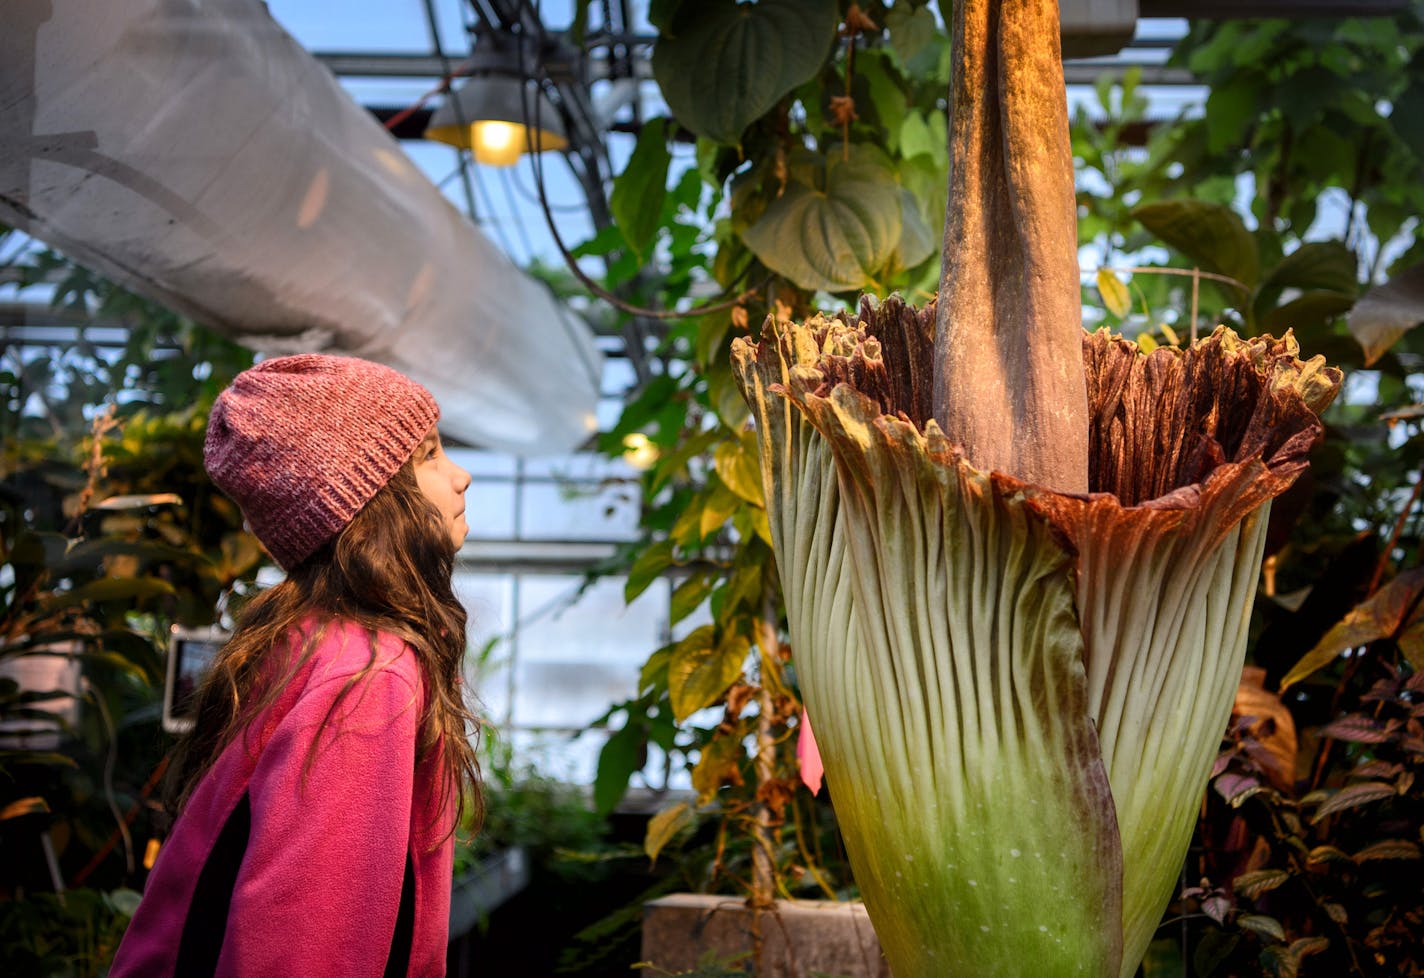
[162,628,227,734]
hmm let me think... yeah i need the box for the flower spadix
[731,296,1340,978]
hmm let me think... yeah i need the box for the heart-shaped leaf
[1133,199,1260,289]
[1348,261,1424,366]
[1254,241,1359,328]
[886,3,936,64]
[742,145,903,292]
[652,0,838,145]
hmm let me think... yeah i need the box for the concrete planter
[641,894,890,978]
[448,846,530,941]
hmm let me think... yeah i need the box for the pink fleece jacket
[110,620,454,978]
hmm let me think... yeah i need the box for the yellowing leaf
[639,644,673,695]
[690,726,747,803]
[699,482,742,540]
[713,436,764,507]
[670,573,714,625]
[668,627,748,722]
[1096,268,1131,319]
[1282,567,1424,689]
[644,801,693,865]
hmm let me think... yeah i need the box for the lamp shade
[426,76,569,166]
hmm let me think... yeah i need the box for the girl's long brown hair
[165,463,483,836]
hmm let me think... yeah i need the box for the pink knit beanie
[205,354,439,570]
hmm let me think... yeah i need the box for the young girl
[110,353,478,978]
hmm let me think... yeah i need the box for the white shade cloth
[0,0,603,454]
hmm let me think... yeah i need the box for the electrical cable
[515,11,767,322]
[471,164,523,260]
[420,0,482,225]
[497,165,537,260]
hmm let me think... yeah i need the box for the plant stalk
[750,589,780,911]
[933,0,1088,493]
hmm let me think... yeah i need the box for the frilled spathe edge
[734,295,1341,545]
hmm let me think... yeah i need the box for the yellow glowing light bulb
[471,121,524,167]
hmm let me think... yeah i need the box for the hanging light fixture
[424,44,569,167]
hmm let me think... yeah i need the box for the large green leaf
[1133,200,1260,289]
[1260,290,1356,338]
[609,118,672,263]
[594,719,644,814]
[885,3,936,64]
[742,145,904,292]
[41,576,175,611]
[885,188,937,280]
[652,0,838,145]
[1253,241,1359,328]
[1259,241,1359,296]
[1347,261,1424,366]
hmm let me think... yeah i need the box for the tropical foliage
[585,2,1424,976]
[0,243,257,975]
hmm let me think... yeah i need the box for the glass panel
[516,480,640,540]
[509,575,665,728]
[455,572,514,723]
[502,726,607,785]
[447,447,517,478]
[463,480,516,539]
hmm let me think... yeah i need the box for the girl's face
[413,427,472,550]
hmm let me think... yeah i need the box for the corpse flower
[726,2,1342,976]
[733,304,1339,977]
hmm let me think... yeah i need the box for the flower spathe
[731,296,1340,978]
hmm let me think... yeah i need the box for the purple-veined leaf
[1203,894,1232,925]
[1309,781,1397,823]
[1353,839,1421,862]
[1215,771,1269,807]
[1237,914,1286,943]
[1305,844,1352,869]
[1319,715,1392,743]
[1233,868,1290,900]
